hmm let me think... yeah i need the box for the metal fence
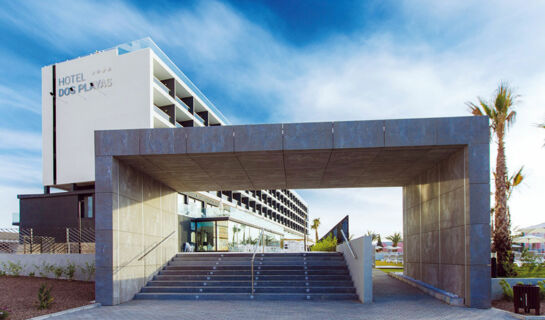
[0,227,95,254]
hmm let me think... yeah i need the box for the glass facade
[227,221,281,252]
[188,219,282,252]
[176,193,301,253]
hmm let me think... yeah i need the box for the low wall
[336,236,373,303]
[491,278,545,300]
[0,254,95,281]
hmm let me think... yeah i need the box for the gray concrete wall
[337,236,373,303]
[0,253,94,281]
[95,156,178,306]
[403,146,491,308]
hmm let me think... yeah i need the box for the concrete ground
[49,270,514,319]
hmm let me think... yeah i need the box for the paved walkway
[50,270,514,319]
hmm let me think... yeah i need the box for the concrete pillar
[402,146,491,308]
[95,153,178,305]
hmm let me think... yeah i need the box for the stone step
[147,280,354,287]
[154,274,351,281]
[175,252,342,258]
[134,292,358,301]
[164,265,348,271]
[171,256,344,261]
[141,286,356,294]
[138,252,356,302]
[159,269,350,276]
[167,261,346,267]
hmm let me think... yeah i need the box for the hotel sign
[57,67,112,97]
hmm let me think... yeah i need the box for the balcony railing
[153,105,172,123]
[116,38,230,125]
[178,203,229,218]
[153,77,170,95]
[174,96,190,112]
[194,112,205,125]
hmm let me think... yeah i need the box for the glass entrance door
[196,221,215,251]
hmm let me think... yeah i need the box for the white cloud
[0,154,41,186]
[0,129,41,151]
[1,0,544,234]
[0,84,41,114]
[0,155,42,228]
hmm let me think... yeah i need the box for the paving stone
[49,271,511,320]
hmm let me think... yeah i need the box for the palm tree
[506,167,524,202]
[386,232,402,247]
[365,230,378,242]
[232,225,240,244]
[467,82,518,275]
[311,218,320,243]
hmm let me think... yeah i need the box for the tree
[386,232,402,247]
[232,225,240,243]
[376,234,383,252]
[365,230,378,242]
[467,82,518,275]
[311,218,321,244]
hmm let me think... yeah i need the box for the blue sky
[1,1,544,238]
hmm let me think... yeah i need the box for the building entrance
[95,117,491,308]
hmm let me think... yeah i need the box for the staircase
[134,252,358,301]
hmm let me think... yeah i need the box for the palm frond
[466,101,484,116]
[511,167,524,187]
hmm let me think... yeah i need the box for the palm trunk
[493,125,511,275]
[315,229,318,244]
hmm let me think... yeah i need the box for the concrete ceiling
[96,117,488,193]
[117,146,461,192]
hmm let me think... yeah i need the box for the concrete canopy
[96,118,485,191]
[94,116,491,308]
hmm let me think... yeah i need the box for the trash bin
[513,284,540,315]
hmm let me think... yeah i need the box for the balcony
[174,96,190,112]
[153,77,170,95]
[153,105,172,123]
[194,112,205,126]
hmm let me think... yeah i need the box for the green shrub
[29,272,35,277]
[5,261,23,276]
[64,262,76,280]
[36,262,54,278]
[53,266,64,279]
[520,248,540,271]
[499,279,514,301]
[36,284,54,310]
[79,262,95,281]
[538,280,545,300]
[310,234,337,252]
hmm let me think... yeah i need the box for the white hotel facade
[20,38,309,252]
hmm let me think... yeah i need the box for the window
[85,196,93,218]
[80,195,93,219]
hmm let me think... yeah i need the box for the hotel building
[17,38,309,251]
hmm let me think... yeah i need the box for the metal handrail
[114,230,176,275]
[251,228,265,296]
[138,230,176,261]
[341,229,357,259]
